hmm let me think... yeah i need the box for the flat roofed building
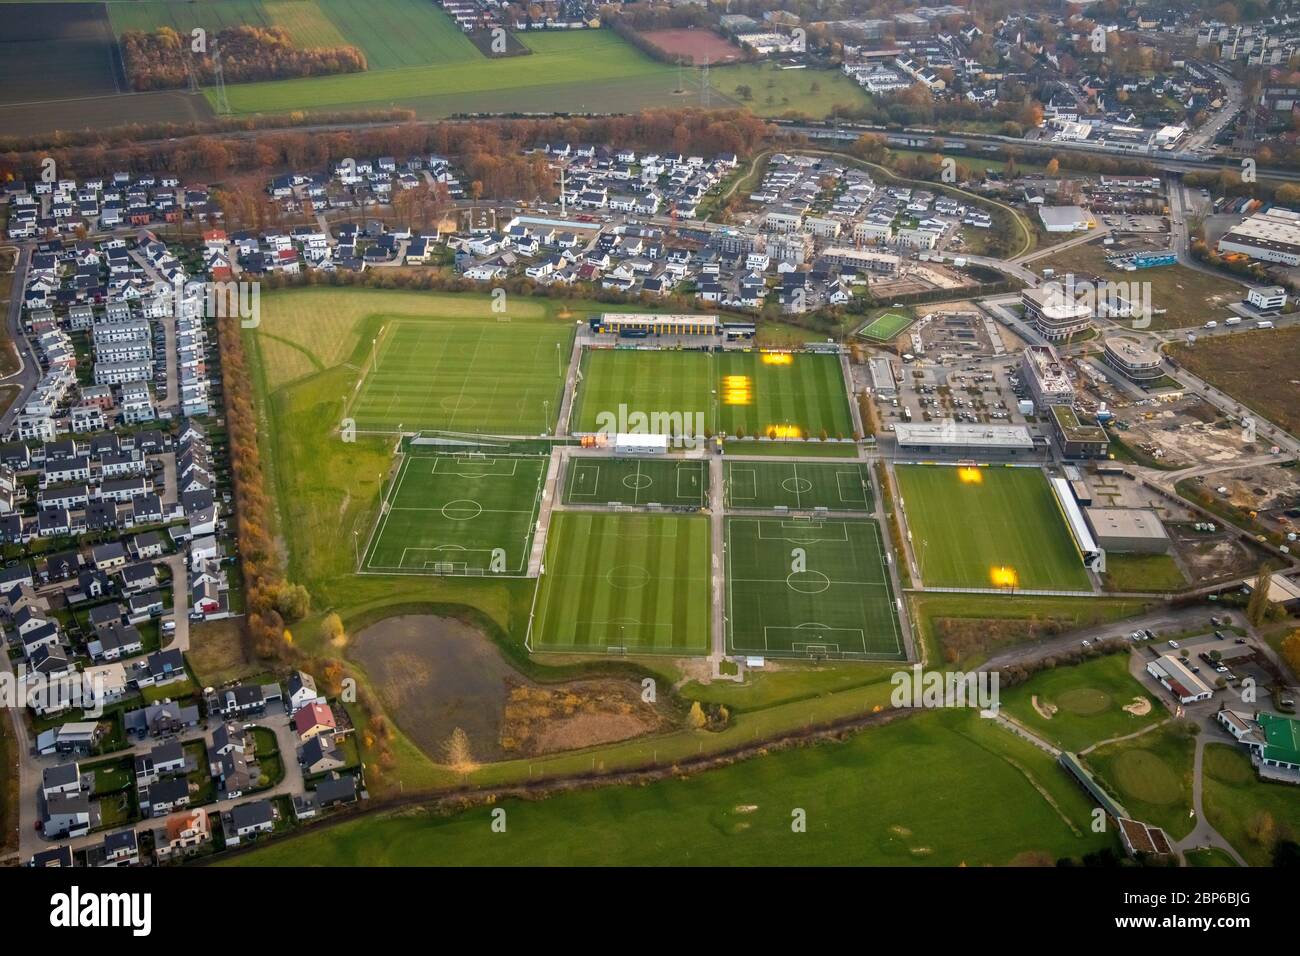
[590,313,718,336]
[822,247,900,273]
[1102,335,1163,382]
[1038,205,1093,232]
[1048,405,1110,459]
[1020,345,1075,408]
[1086,507,1170,554]
[1021,286,1093,341]
[869,357,896,398]
[1217,207,1300,266]
[1247,285,1287,311]
[893,421,1034,453]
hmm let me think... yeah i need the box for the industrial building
[1021,286,1093,341]
[1102,335,1163,383]
[1019,345,1075,409]
[1037,205,1093,232]
[1217,206,1300,266]
[1084,507,1171,553]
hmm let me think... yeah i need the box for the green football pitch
[360,453,546,574]
[531,512,711,655]
[573,348,854,440]
[563,457,707,508]
[894,464,1091,591]
[725,517,903,659]
[349,317,572,435]
[724,460,872,511]
[857,311,914,341]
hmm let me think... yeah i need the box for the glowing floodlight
[722,374,753,405]
[958,467,984,484]
[990,566,1019,588]
[766,424,803,439]
[760,352,794,365]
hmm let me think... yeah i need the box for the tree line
[2,109,770,199]
[121,25,367,92]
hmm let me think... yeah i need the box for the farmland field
[104,0,468,65]
[574,348,854,440]
[0,3,121,104]
[347,316,572,435]
[315,0,476,69]
[895,464,1091,592]
[1168,326,1300,437]
[361,453,546,575]
[725,516,901,659]
[105,0,341,44]
[724,460,872,511]
[531,512,711,655]
[563,457,707,509]
[212,29,677,114]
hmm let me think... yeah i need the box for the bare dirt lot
[351,615,671,764]
[1105,396,1254,469]
[638,28,742,64]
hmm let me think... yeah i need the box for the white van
[1204,320,1217,329]
[162,620,177,634]
[1224,316,1242,326]
[1258,320,1275,329]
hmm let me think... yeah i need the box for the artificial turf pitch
[361,453,546,574]
[894,464,1091,591]
[724,460,872,511]
[531,512,711,654]
[725,516,902,659]
[857,311,914,341]
[349,317,572,434]
[563,457,707,508]
[574,348,854,440]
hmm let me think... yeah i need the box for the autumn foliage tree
[121,26,366,91]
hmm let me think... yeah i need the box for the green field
[106,0,474,67]
[361,452,545,575]
[1000,653,1163,752]
[857,311,914,342]
[348,316,572,435]
[224,707,1114,866]
[212,29,676,114]
[1203,743,1300,867]
[725,517,901,659]
[532,512,710,655]
[107,0,350,47]
[575,348,854,441]
[710,62,869,118]
[315,0,476,69]
[724,460,872,512]
[1086,722,1197,840]
[563,457,707,508]
[895,464,1091,592]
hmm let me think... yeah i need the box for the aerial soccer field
[894,464,1090,592]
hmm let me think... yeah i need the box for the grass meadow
[223,708,1116,866]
